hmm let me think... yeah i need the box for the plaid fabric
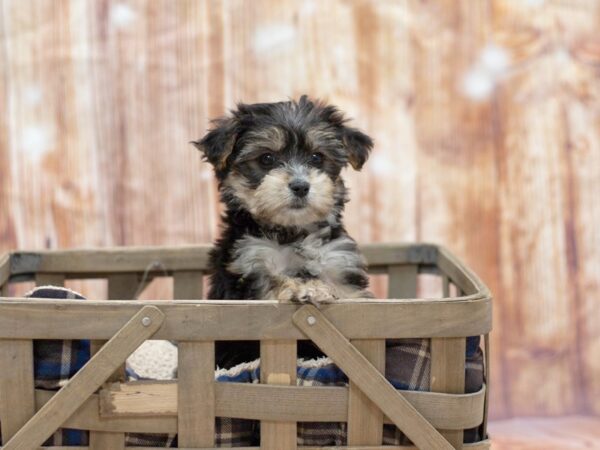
[10,286,484,447]
[23,286,91,446]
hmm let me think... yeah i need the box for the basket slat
[89,274,139,448]
[260,340,297,450]
[0,340,35,443]
[431,337,467,449]
[174,270,204,300]
[176,271,214,446]
[65,383,487,430]
[34,273,65,287]
[89,432,124,450]
[178,342,215,446]
[0,298,492,340]
[347,340,385,445]
[387,265,418,299]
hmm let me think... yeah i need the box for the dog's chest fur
[208,213,370,301]
[228,229,365,298]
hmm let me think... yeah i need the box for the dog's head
[193,96,373,228]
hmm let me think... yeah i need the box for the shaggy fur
[194,96,374,367]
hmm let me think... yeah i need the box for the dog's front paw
[275,278,337,304]
[296,279,338,304]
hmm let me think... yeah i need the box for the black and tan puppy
[194,96,373,367]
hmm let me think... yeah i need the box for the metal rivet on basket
[142,316,152,327]
[307,316,316,326]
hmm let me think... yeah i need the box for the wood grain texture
[0,0,599,420]
[0,296,492,340]
[431,337,467,448]
[34,273,65,287]
[0,340,35,443]
[260,340,297,450]
[89,273,140,448]
[177,342,215,447]
[347,340,385,445]
[47,382,486,432]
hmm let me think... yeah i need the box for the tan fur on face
[225,167,336,227]
[237,126,286,160]
[306,126,341,150]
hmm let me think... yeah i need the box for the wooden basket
[0,243,492,450]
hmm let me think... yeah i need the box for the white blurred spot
[479,44,510,75]
[524,0,545,6]
[334,45,346,61]
[461,43,511,101]
[253,25,297,53]
[300,0,317,16]
[23,85,43,106]
[20,125,54,159]
[553,48,570,65]
[110,3,137,29]
[461,68,494,101]
[200,170,213,180]
[369,154,394,176]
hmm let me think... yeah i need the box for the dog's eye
[259,153,276,168]
[310,152,324,166]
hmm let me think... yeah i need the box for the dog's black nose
[289,179,310,198]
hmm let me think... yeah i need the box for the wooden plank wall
[0,0,599,420]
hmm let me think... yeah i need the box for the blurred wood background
[1,0,599,422]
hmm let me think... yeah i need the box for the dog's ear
[340,126,373,171]
[192,117,239,171]
[318,100,373,171]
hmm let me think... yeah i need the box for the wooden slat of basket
[90,274,139,450]
[347,340,385,445]
[174,270,204,300]
[37,389,177,433]
[437,247,487,297]
[388,265,418,298]
[34,273,65,287]
[0,298,492,340]
[431,337,467,449]
[1,306,164,450]
[175,271,214,446]
[443,275,450,298]
[178,342,215,446]
[482,333,490,439]
[8,246,212,276]
[89,432,124,450]
[7,244,438,277]
[0,340,35,443]
[0,254,10,290]
[293,305,453,450]
[362,243,439,267]
[260,340,297,450]
[91,383,486,429]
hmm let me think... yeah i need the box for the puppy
[194,96,373,367]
